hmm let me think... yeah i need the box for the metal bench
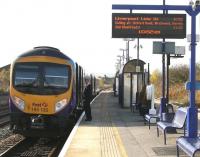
[131,92,139,112]
[145,104,174,130]
[176,136,200,157]
[131,103,136,112]
[145,111,160,129]
[157,107,187,145]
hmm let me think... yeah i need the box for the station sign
[112,13,186,39]
[175,46,185,55]
[153,41,175,54]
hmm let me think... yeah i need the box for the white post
[146,84,156,115]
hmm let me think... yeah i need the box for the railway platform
[59,91,190,157]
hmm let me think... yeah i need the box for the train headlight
[55,99,67,112]
[13,96,25,111]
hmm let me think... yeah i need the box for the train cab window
[14,64,39,88]
[44,65,69,89]
[13,62,71,95]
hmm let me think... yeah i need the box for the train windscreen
[13,62,70,95]
[44,65,69,88]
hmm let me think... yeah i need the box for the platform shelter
[118,59,148,108]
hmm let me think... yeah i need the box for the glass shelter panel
[137,74,143,93]
[116,77,119,95]
[132,74,138,104]
[123,73,131,107]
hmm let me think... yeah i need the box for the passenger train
[9,46,97,136]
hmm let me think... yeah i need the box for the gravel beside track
[0,134,25,156]
[0,137,66,157]
[0,126,12,140]
[0,96,10,127]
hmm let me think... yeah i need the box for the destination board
[112,13,186,38]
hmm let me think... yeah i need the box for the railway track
[0,97,13,149]
[0,134,25,157]
[0,94,82,156]
[0,103,10,127]
[0,114,77,157]
[0,136,66,157]
[0,95,10,128]
[0,116,10,127]
[0,126,12,141]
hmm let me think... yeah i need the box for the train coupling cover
[31,115,45,129]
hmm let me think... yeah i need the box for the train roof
[18,46,72,61]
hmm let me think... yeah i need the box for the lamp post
[134,38,143,64]
[119,48,126,65]
[117,55,123,68]
[115,62,120,71]
[123,38,135,62]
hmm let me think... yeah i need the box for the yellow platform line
[112,123,128,157]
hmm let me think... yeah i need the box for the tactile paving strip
[95,92,125,157]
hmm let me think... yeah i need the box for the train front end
[9,47,76,136]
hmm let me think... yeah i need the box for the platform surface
[61,91,199,157]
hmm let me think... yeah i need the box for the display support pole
[160,0,167,116]
[187,12,198,138]
[166,54,170,104]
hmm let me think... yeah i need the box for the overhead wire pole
[137,38,140,65]
[127,9,132,62]
[136,38,140,95]
[117,55,122,69]
[125,41,129,62]
[119,49,125,65]
[124,38,134,62]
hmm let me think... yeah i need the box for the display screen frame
[112,13,186,39]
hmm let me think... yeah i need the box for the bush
[0,68,10,93]
[151,64,200,107]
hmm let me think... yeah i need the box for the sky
[0,0,198,77]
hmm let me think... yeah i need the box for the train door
[75,63,79,106]
[123,73,131,107]
[78,66,82,107]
